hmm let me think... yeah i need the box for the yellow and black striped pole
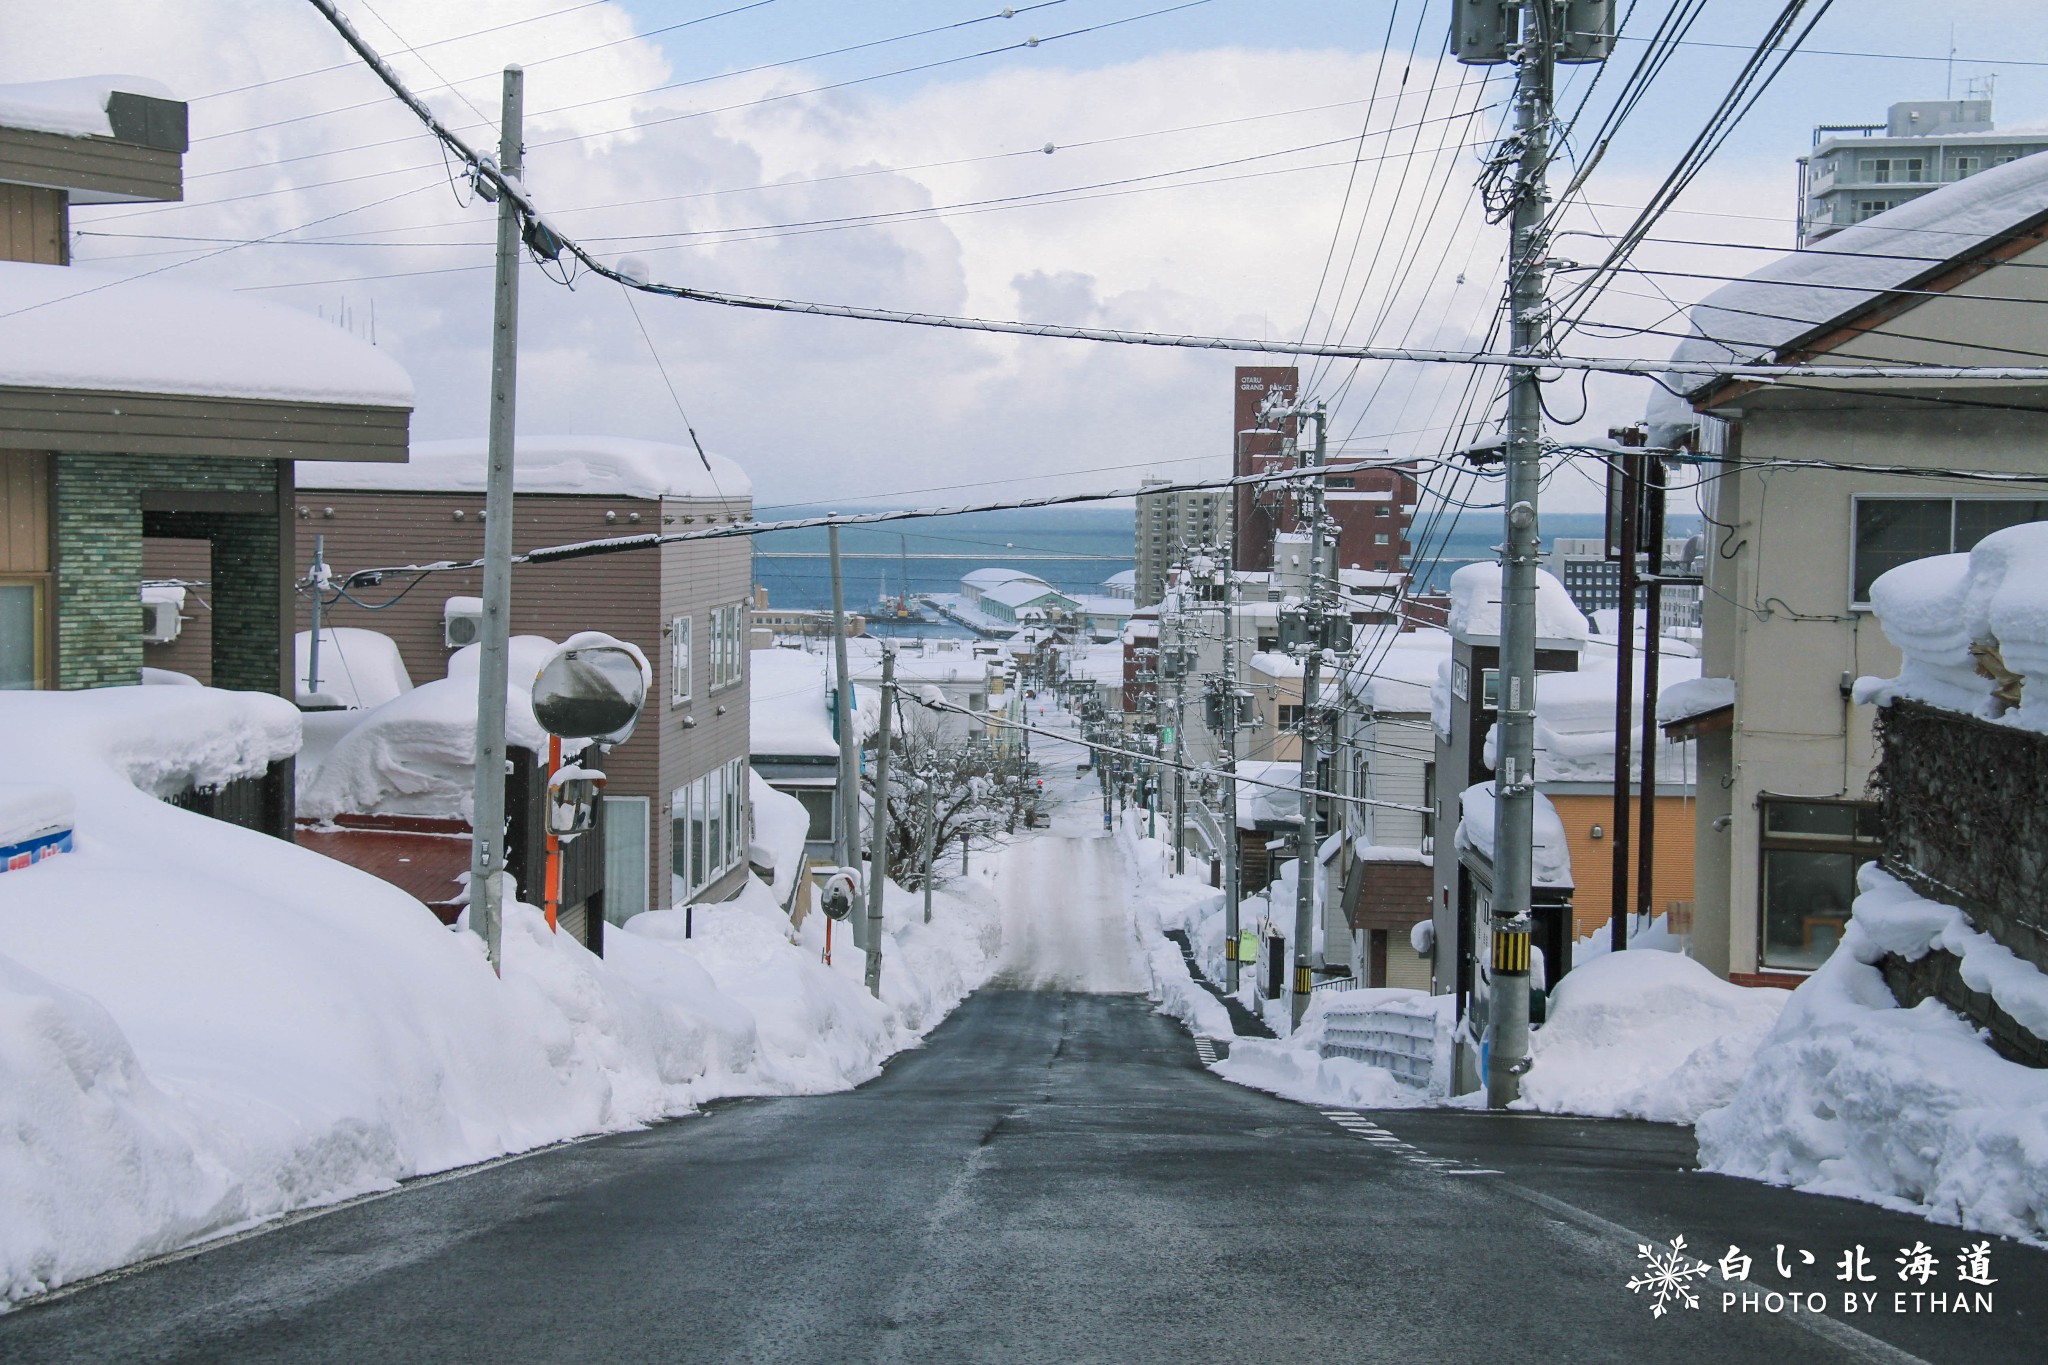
[1492,925,1531,976]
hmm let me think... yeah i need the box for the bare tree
[865,713,1043,888]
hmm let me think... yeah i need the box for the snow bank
[1854,522,2048,732]
[299,435,751,502]
[1115,817,1235,1040]
[1445,562,1589,644]
[0,686,1002,1306]
[0,262,412,407]
[0,75,178,139]
[748,770,809,894]
[1519,951,1788,1124]
[1699,866,2048,1240]
[299,636,555,820]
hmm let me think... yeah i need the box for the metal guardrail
[1318,995,1438,1088]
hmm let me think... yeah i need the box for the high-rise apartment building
[1134,478,1226,607]
[1798,98,2046,246]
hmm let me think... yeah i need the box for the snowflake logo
[1628,1235,1712,1318]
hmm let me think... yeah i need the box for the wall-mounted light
[322,507,335,519]
[681,715,697,728]
[605,510,617,523]
[1590,823,1604,840]
[453,510,465,521]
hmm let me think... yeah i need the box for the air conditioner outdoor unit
[444,596,484,648]
[141,598,182,644]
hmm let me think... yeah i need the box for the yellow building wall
[1548,792,1697,942]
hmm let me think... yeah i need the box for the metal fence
[1318,995,1439,1088]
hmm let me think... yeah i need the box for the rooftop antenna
[1946,24,1955,100]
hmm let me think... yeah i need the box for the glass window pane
[795,788,835,841]
[670,788,691,903]
[1764,801,1858,838]
[1854,499,1951,601]
[1955,499,2048,551]
[1762,848,1864,970]
[605,795,650,924]
[0,583,37,691]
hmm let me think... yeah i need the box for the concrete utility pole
[1609,446,1639,954]
[1484,6,1559,1109]
[1220,536,1242,995]
[468,66,523,976]
[919,758,938,924]
[1291,402,1329,1032]
[830,524,857,880]
[864,645,897,998]
[305,533,326,697]
[1171,605,1187,876]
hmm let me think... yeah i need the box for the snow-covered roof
[0,261,413,407]
[1102,569,1136,589]
[1488,659,1703,785]
[0,75,177,139]
[750,647,875,757]
[1341,630,1453,713]
[294,628,413,711]
[962,567,1048,593]
[301,435,749,500]
[1446,562,1589,645]
[1457,781,1572,889]
[982,580,1078,609]
[1657,676,1736,726]
[1659,153,2048,396]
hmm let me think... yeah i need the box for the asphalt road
[7,987,2042,1364]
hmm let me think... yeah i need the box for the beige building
[1134,477,1226,607]
[1653,154,2048,985]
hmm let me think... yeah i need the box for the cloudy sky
[7,0,2044,514]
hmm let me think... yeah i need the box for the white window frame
[709,602,747,691]
[670,614,692,706]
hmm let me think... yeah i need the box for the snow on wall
[299,435,751,502]
[0,75,177,138]
[1698,865,2048,1241]
[748,770,809,894]
[0,262,413,408]
[1445,562,1589,644]
[1854,521,2048,733]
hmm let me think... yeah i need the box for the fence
[1318,994,1440,1088]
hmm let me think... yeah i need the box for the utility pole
[920,757,938,924]
[830,523,857,880]
[468,66,523,976]
[864,645,897,998]
[1290,402,1329,1031]
[1220,533,1242,995]
[1635,451,1667,930]
[305,533,326,697]
[1171,603,1187,876]
[1608,447,1639,954]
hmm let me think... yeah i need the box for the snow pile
[0,75,178,138]
[1854,522,2048,731]
[0,262,413,407]
[300,436,751,503]
[295,627,413,710]
[0,784,73,847]
[1519,951,1789,1124]
[1234,759,1301,828]
[1115,817,1235,1041]
[1699,866,2048,1240]
[1656,675,1735,726]
[0,686,1003,1307]
[298,636,555,820]
[1456,781,1573,889]
[1445,562,1590,644]
[747,770,809,894]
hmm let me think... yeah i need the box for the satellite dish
[531,636,649,743]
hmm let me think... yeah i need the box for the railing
[1318,994,1439,1088]
[170,757,294,840]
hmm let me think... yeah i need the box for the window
[669,614,692,705]
[1278,703,1304,730]
[791,786,836,843]
[1951,155,1982,179]
[1861,156,1924,184]
[1855,198,1901,220]
[1374,533,1390,546]
[709,602,747,690]
[1758,797,1881,971]
[0,580,42,691]
[603,795,650,924]
[1375,505,1391,518]
[1852,497,2048,603]
[670,758,750,904]
[1421,762,1437,842]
